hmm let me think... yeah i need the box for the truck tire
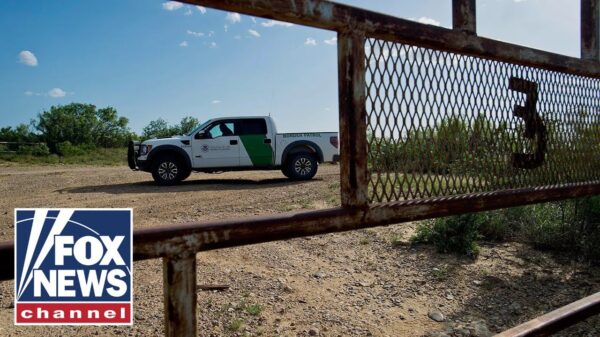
[286,153,318,180]
[181,169,192,181]
[151,155,186,185]
[281,165,293,178]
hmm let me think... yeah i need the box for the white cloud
[209,42,217,48]
[48,88,66,98]
[234,35,242,40]
[162,1,183,11]
[513,0,527,2]
[211,100,221,104]
[18,50,38,67]
[410,16,441,26]
[196,6,206,14]
[224,25,229,33]
[261,20,294,28]
[24,91,34,96]
[304,37,317,46]
[208,31,215,37]
[187,30,204,37]
[184,8,192,16]
[324,37,337,45]
[179,41,188,47]
[226,12,241,24]
[248,29,261,38]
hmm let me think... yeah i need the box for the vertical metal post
[452,0,477,35]
[582,0,600,60]
[163,256,197,337]
[337,32,369,207]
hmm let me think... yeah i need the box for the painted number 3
[509,77,547,169]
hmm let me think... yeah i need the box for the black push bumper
[127,141,140,170]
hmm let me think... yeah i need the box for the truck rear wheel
[151,155,186,185]
[286,153,318,180]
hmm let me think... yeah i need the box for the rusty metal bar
[496,292,600,337]
[0,241,13,282]
[582,0,600,60]
[452,0,476,35]
[180,0,600,77]
[338,32,368,207]
[0,183,597,278]
[163,256,197,337]
[128,182,600,260]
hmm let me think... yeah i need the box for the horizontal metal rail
[494,292,600,337]
[1,181,598,281]
[0,142,44,145]
[180,0,600,77]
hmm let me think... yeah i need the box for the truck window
[239,119,268,135]
[207,122,236,138]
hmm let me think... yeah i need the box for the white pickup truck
[128,116,339,185]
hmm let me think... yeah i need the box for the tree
[34,103,131,152]
[178,116,200,135]
[0,123,37,143]
[141,116,200,140]
[142,118,175,139]
[94,107,131,147]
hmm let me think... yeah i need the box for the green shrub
[56,141,96,157]
[411,197,600,263]
[243,303,263,316]
[521,197,600,262]
[411,213,482,258]
[16,143,50,156]
[0,146,126,166]
[226,319,243,332]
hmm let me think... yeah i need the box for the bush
[521,197,600,262]
[411,213,482,258]
[0,124,39,143]
[16,144,50,156]
[56,141,96,157]
[411,197,600,263]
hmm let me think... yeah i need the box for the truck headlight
[139,145,152,155]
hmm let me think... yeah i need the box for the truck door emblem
[201,145,209,152]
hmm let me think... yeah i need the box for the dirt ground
[0,163,599,337]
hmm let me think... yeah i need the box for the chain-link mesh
[366,38,600,203]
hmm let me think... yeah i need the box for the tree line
[0,103,201,156]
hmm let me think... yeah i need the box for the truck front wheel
[286,153,318,180]
[151,155,186,185]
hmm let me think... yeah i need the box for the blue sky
[0,0,579,133]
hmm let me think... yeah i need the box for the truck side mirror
[195,131,205,140]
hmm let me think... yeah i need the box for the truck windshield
[186,120,212,136]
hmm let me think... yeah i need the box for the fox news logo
[14,208,132,325]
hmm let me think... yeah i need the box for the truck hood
[142,135,190,146]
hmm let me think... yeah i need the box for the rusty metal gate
[1,0,600,336]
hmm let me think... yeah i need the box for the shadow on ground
[57,177,317,194]
[413,241,600,336]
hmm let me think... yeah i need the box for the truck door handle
[264,138,272,144]
[230,140,238,145]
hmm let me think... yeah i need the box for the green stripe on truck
[239,135,273,166]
